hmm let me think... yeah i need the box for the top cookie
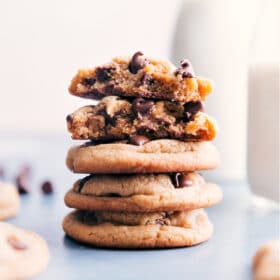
[69,52,213,102]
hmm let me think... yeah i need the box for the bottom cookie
[0,222,49,279]
[0,182,20,220]
[62,209,213,248]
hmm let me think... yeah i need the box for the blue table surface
[0,133,279,280]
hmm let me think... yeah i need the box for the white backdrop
[0,0,180,132]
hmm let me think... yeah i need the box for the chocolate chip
[174,59,195,78]
[66,114,73,123]
[0,167,5,178]
[41,181,53,194]
[155,218,169,225]
[84,77,96,86]
[128,51,148,74]
[184,101,204,121]
[78,175,94,191]
[7,236,27,250]
[140,74,154,86]
[16,175,29,194]
[129,135,150,146]
[171,173,194,188]
[83,211,97,225]
[132,98,154,119]
[95,67,113,82]
[106,193,122,197]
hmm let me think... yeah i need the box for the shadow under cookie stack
[63,52,222,248]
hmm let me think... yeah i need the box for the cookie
[253,240,280,280]
[67,96,217,142]
[66,139,220,174]
[62,209,213,248]
[64,172,222,212]
[69,52,213,103]
[0,182,20,220]
[0,222,49,279]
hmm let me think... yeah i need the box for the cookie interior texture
[67,96,217,141]
[69,54,213,103]
[0,222,49,279]
[63,209,213,248]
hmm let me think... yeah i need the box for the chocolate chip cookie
[64,172,222,212]
[69,52,213,103]
[66,139,220,174]
[253,240,280,280]
[0,182,20,220]
[63,209,213,248]
[67,96,217,142]
[0,222,49,279]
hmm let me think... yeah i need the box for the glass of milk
[247,0,279,205]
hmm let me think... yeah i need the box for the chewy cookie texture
[67,96,217,141]
[64,172,222,212]
[69,52,212,103]
[63,52,221,249]
[63,209,213,248]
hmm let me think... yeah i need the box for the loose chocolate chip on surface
[132,98,154,119]
[41,181,54,194]
[171,173,194,188]
[84,77,96,86]
[95,67,113,82]
[129,135,150,146]
[128,51,148,74]
[7,236,27,250]
[16,175,29,194]
[174,59,195,78]
[0,167,5,178]
[184,101,204,121]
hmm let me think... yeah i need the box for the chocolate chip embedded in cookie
[66,96,217,141]
[66,139,220,174]
[62,209,213,248]
[0,182,20,220]
[64,173,223,212]
[68,52,213,102]
[0,222,49,279]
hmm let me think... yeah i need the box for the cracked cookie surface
[62,209,213,248]
[69,52,213,103]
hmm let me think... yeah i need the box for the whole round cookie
[253,240,280,280]
[64,172,223,212]
[66,139,220,174]
[0,182,20,220]
[0,222,49,279]
[63,209,213,248]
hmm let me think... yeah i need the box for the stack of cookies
[63,52,222,248]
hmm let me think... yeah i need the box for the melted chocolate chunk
[184,101,204,122]
[129,135,150,146]
[128,51,148,74]
[95,67,114,82]
[83,211,97,225]
[132,98,154,119]
[66,114,73,123]
[140,74,154,86]
[41,181,54,194]
[7,236,27,250]
[84,77,96,86]
[174,59,195,78]
[78,175,95,192]
[106,193,122,197]
[171,173,194,188]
